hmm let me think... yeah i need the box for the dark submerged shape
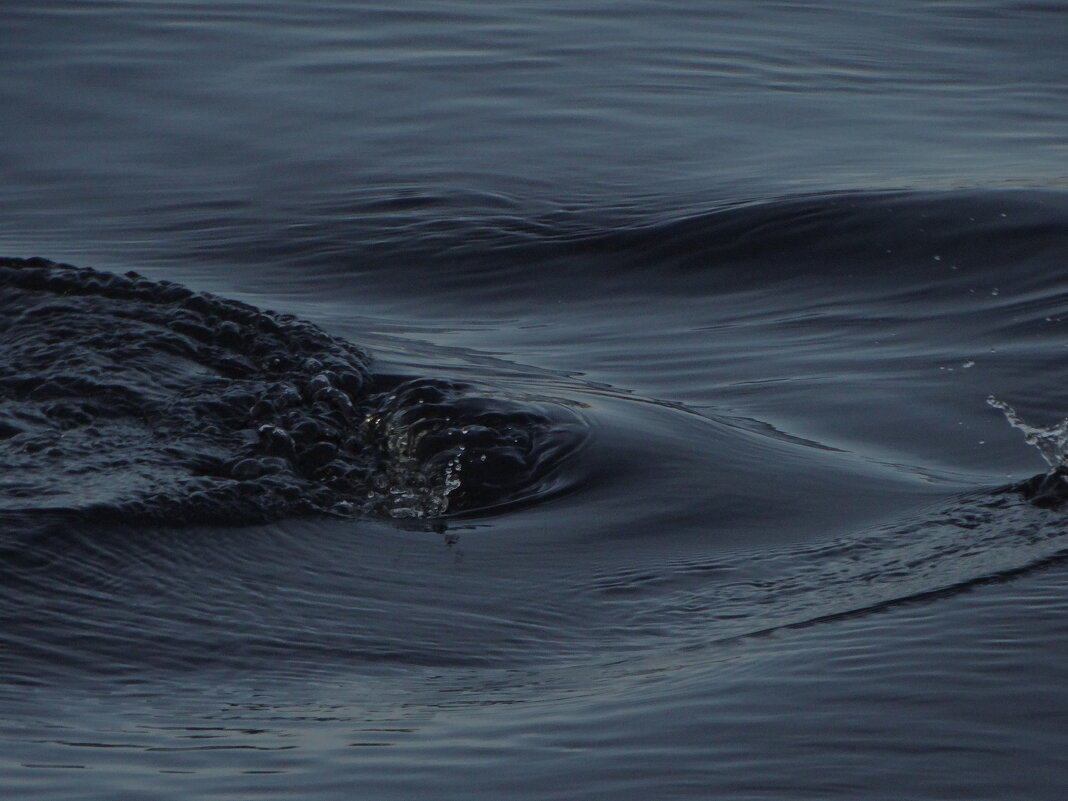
[0,257,587,524]
[1011,468,1068,510]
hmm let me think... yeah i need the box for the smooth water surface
[2,1,1068,798]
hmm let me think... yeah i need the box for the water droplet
[988,396,1068,469]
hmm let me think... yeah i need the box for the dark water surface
[3,1,1068,798]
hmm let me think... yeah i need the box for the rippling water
[3,1,1068,798]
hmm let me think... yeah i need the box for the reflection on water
[4,0,1068,798]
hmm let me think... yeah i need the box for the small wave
[0,258,589,525]
[248,188,1068,302]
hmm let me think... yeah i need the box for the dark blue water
[3,1,1068,798]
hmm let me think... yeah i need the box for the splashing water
[987,396,1068,470]
[0,258,590,525]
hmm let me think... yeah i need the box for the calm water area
[2,1,1068,798]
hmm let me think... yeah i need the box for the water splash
[987,396,1068,470]
[0,258,588,525]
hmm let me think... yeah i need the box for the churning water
[2,2,1068,799]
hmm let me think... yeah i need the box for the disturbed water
[3,1,1068,799]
